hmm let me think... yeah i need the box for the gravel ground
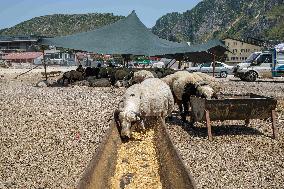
[0,71,125,188]
[166,77,284,189]
[0,71,284,189]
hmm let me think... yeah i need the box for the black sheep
[85,67,100,78]
[62,70,85,85]
[76,65,85,73]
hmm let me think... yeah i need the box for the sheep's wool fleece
[122,84,141,114]
[140,78,174,117]
[161,71,190,88]
[122,78,174,118]
[132,70,154,84]
[173,73,203,100]
[193,72,221,92]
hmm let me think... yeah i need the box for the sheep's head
[196,84,215,99]
[119,111,141,138]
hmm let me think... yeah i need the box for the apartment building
[223,38,263,64]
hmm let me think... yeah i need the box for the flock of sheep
[60,66,221,138]
[60,67,221,138]
[59,66,221,138]
[114,70,221,138]
[61,67,175,87]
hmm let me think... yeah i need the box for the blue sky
[0,0,202,29]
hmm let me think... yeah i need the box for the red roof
[3,52,43,60]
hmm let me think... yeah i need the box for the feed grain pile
[166,77,284,189]
[111,129,162,189]
[0,72,125,188]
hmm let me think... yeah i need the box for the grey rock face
[152,0,283,42]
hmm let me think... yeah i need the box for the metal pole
[272,48,277,77]
[271,110,278,139]
[212,54,216,77]
[205,110,212,141]
[42,48,47,81]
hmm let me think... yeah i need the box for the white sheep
[162,71,216,122]
[161,71,198,104]
[161,71,190,89]
[130,70,155,84]
[193,72,221,93]
[117,78,174,138]
[173,73,215,101]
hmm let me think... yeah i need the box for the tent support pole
[213,54,216,77]
[176,54,184,70]
[41,48,48,81]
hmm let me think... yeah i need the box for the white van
[233,52,273,81]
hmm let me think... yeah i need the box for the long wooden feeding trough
[190,93,278,141]
[77,115,197,189]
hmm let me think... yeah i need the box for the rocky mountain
[0,13,124,37]
[152,0,284,43]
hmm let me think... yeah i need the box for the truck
[233,44,284,81]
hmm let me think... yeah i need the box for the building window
[231,57,235,61]
[234,42,238,45]
[241,49,245,53]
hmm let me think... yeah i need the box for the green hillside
[0,13,124,37]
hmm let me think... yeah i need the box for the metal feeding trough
[190,93,278,141]
[77,114,196,189]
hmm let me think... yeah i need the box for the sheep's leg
[183,101,189,121]
[180,101,187,122]
[62,78,65,86]
[176,100,184,119]
[180,100,190,123]
[178,104,183,114]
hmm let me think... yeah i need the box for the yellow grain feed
[110,129,162,189]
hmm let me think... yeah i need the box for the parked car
[152,61,165,68]
[187,62,233,78]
